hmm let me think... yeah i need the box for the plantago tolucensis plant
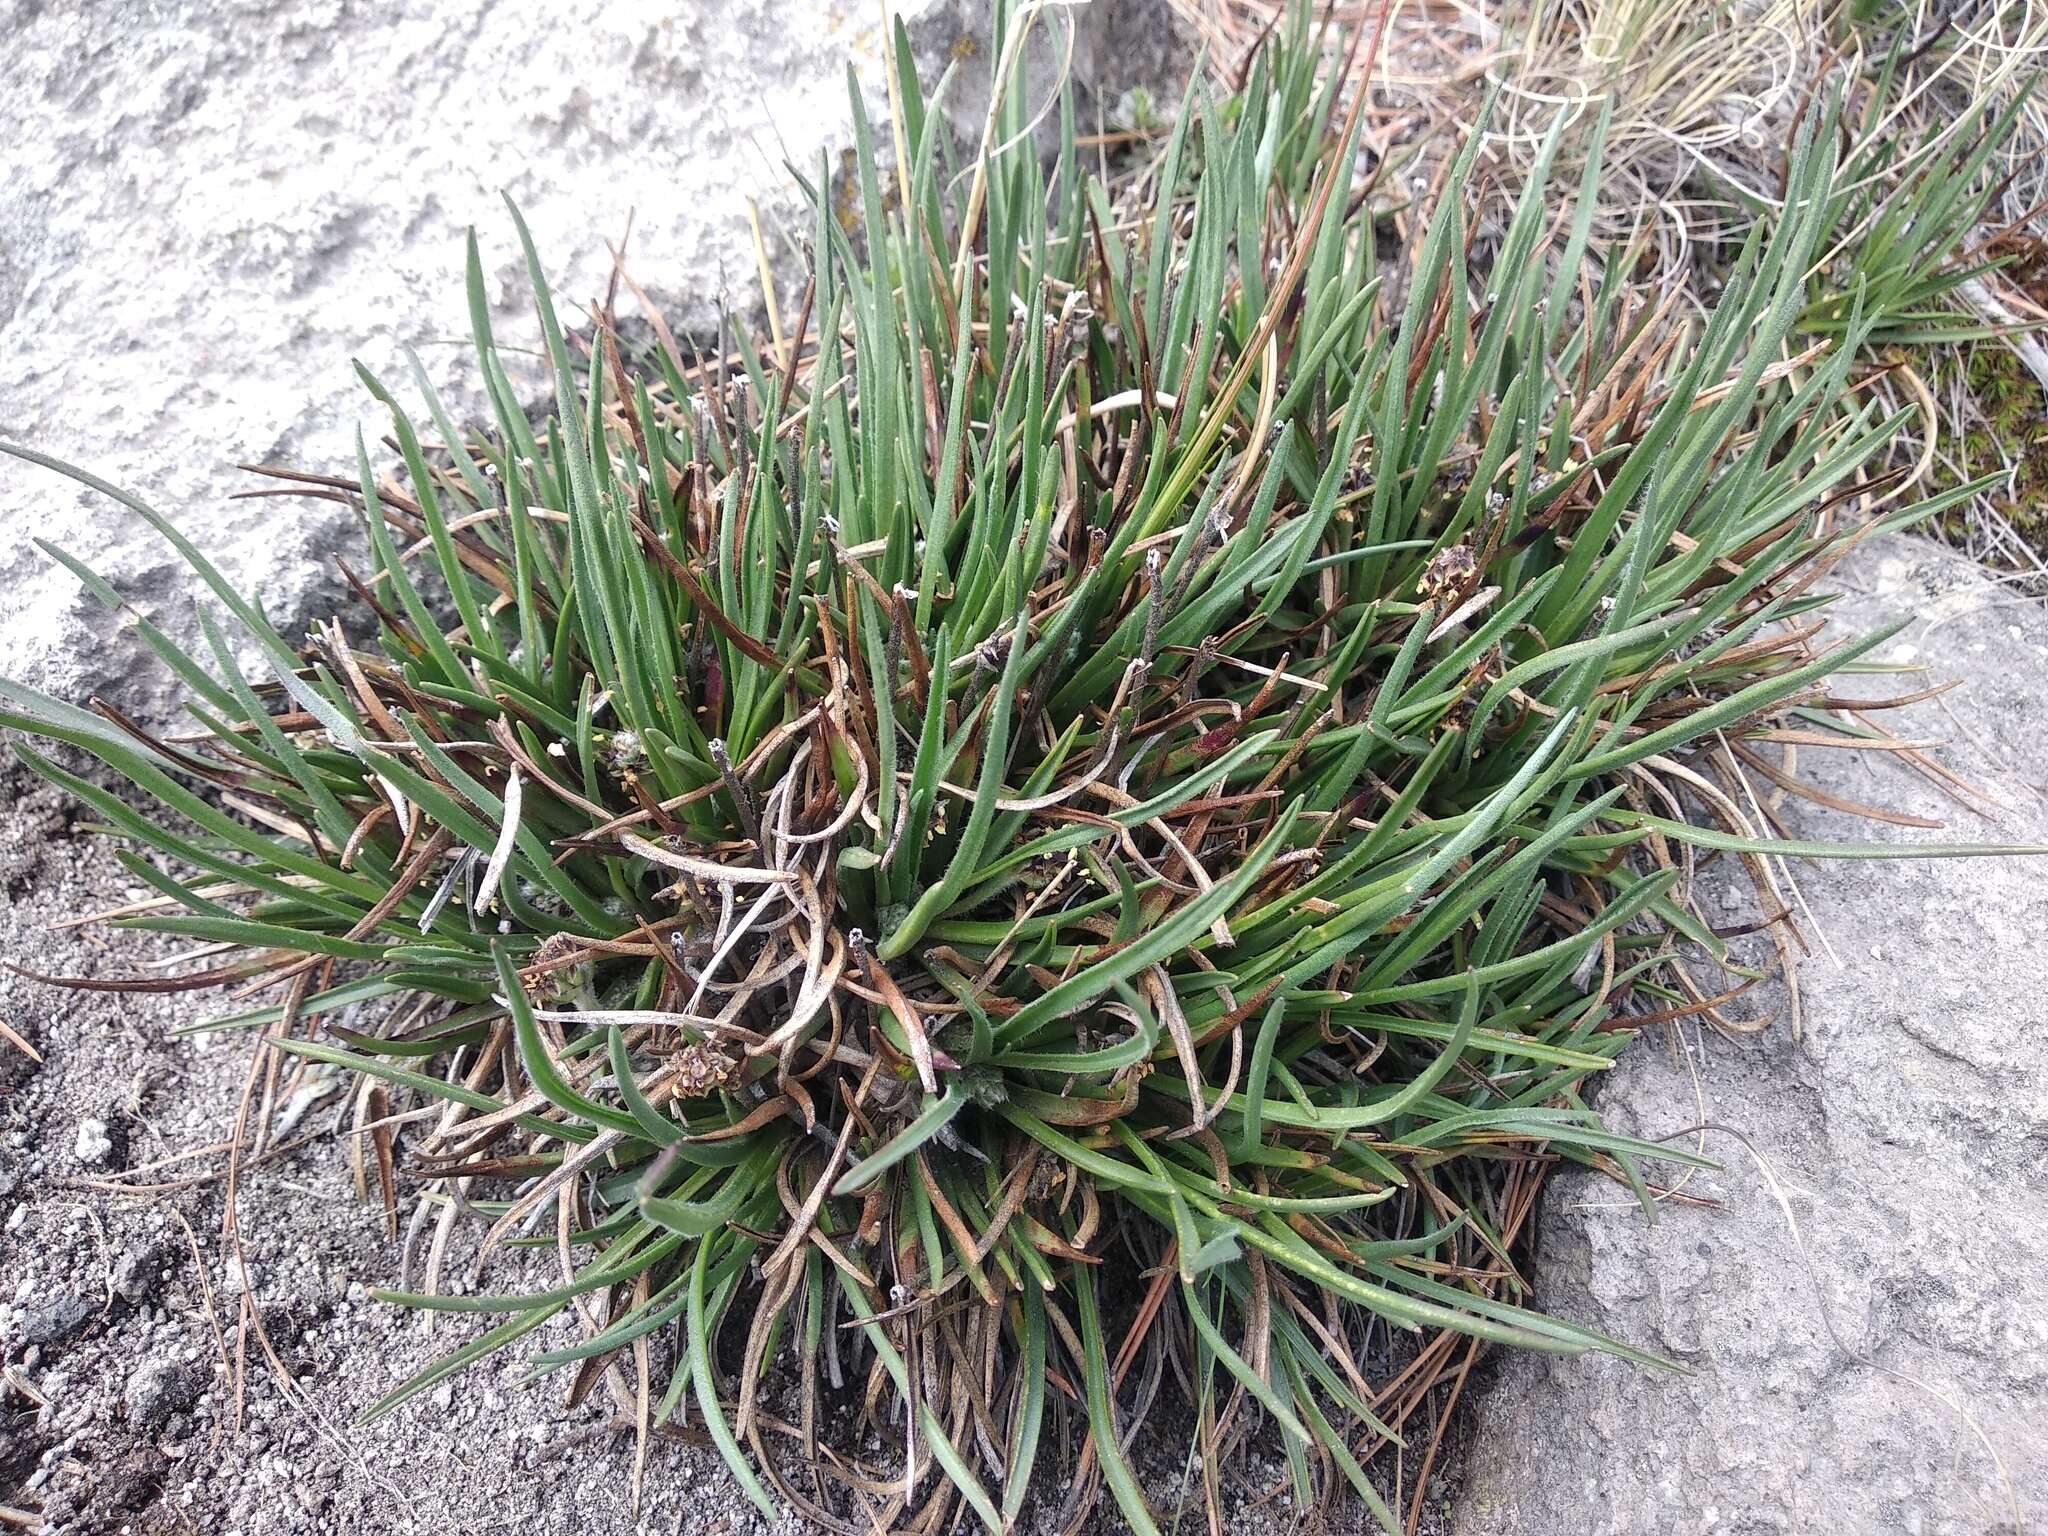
[2,4,2035,1531]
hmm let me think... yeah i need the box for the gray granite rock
[0,0,917,721]
[1455,536,2048,1536]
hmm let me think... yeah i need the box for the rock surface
[1455,537,2048,1536]
[0,0,897,721]
[0,0,1190,724]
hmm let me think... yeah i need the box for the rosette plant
[1,5,2029,1532]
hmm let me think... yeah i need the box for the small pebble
[124,1359,199,1431]
[21,1293,94,1346]
[73,1119,112,1166]
[112,1247,164,1304]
